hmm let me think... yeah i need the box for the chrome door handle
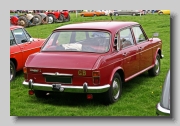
[123,52,127,56]
[139,47,143,50]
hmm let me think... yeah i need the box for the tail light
[23,67,28,80]
[92,71,100,85]
[23,67,27,74]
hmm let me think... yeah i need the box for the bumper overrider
[22,79,110,93]
[156,103,170,116]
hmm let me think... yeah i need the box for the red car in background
[10,25,45,81]
[22,21,163,104]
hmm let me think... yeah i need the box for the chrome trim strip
[42,72,73,76]
[22,81,110,93]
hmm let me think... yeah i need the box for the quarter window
[132,26,146,43]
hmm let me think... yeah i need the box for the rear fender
[109,66,124,85]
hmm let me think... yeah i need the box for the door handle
[123,52,127,56]
[139,47,143,50]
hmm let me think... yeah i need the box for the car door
[10,30,23,71]
[131,25,153,72]
[12,28,40,66]
[119,28,140,79]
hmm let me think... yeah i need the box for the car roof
[10,25,23,30]
[54,21,139,32]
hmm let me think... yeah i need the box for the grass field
[10,13,170,116]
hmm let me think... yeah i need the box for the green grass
[10,13,170,116]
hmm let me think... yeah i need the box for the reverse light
[92,71,100,85]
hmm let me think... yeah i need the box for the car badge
[55,72,59,76]
[30,68,39,72]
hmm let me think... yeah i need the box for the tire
[65,14,70,22]
[18,16,29,27]
[42,16,49,24]
[103,73,122,104]
[47,14,56,24]
[81,14,84,17]
[58,14,64,23]
[115,13,118,16]
[10,61,16,82]
[148,54,161,76]
[34,90,48,98]
[159,12,163,15]
[93,14,96,17]
[132,13,136,16]
[32,14,42,25]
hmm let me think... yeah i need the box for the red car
[10,25,45,81]
[22,21,163,104]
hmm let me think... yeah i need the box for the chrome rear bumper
[22,80,110,93]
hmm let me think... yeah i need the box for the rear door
[131,25,153,71]
[119,28,140,79]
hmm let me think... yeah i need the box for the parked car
[10,25,45,81]
[45,10,70,24]
[22,21,163,104]
[80,10,104,17]
[114,10,145,16]
[156,70,170,116]
[158,10,170,15]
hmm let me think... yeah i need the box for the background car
[158,10,170,15]
[10,25,45,81]
[156,70,170,116]
[114,10,145,16]
[80,10,103,17]
[22,21,163,104]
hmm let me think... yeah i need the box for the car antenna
[109,12,113,21]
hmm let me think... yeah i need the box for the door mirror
[30,38,34,42]
[153,32,159,37]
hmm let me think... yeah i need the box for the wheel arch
[109,67,125,85]
[10,58,17,70]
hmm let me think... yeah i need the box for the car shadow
[26,71,154,106]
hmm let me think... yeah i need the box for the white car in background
[113,10,145,16]
[101,10,111,16]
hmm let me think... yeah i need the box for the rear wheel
[148,54,161,76]
[10,61,16,82]
[47,14,56,24]
[81,14,84,17]
[18,16,29,27]
[103,73,122,104]
[32,14,42,25]
[65,14,70,22]
[58,14,64,23]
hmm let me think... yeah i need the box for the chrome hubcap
[112,78,120,100]
[155,58,159,74]
[48,17,53,23]
[10,64,14,80]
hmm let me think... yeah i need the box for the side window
[12,28,28,44]
[23,29,31,41]
[132,26,146,43]
[120,28,134,48]
[10,31,16,46]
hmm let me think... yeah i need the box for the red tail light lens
[92,71,100,85]
[23,67,27,74]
